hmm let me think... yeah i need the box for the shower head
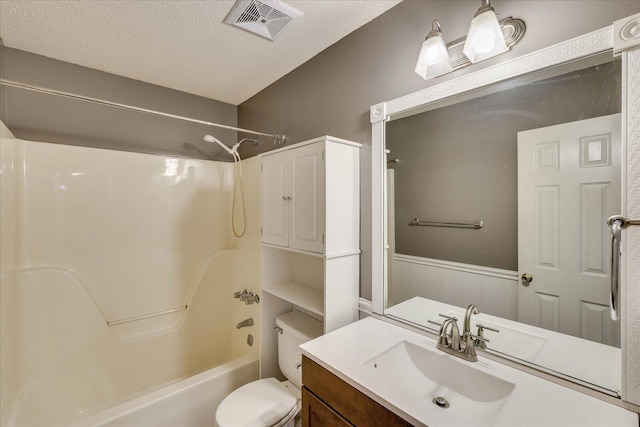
[203,135,261,160]
[204,134,236,156]
[203,134,217,144]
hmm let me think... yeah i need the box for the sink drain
[432,396,450,408]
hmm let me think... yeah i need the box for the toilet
[215,310,323,427]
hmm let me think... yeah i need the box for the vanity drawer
[302,356,413,427]
[302,387,352,426]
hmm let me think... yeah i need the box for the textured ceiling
[0,0,401,105]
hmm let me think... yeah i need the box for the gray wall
[387,60,621,271]
[0,47,237,161]
[237,0,640,299]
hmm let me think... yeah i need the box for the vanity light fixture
[415,20,453,79]
[463,0,508,63]
[415,0,525,80]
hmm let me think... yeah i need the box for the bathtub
[70,355,259,427]
[1,135,262,427]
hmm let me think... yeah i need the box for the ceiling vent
[224,0,303,42]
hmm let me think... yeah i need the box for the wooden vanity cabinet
[302,356,413,427]
[302,388,352,427]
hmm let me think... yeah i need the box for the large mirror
[380,50,625,395]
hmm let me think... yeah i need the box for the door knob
[521,273,533,286]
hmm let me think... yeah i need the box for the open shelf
[260,243,326,258]
[263,281,323,317]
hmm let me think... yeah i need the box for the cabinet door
[289,143,325,253]
[302,387,352,427]
[261,151,289,247]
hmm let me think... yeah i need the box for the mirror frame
[369,13,640,407]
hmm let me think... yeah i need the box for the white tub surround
[0,129,262,426]
[300,317,637,427]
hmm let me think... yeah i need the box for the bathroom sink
[364,340,515,425]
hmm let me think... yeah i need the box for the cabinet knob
[282,196,292,201]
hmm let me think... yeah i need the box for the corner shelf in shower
[262,281,323,317]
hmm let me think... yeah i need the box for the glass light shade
[462,10,508,63]
[415,35,453,80]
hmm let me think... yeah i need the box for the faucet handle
[438,313,458,321]
[463,332,489,360]
[475,324,498,349]
[445,319,462,351]
[431,318,453,347]
[466,332,490,344]
[427,319,447,343]
[476,323,500,334]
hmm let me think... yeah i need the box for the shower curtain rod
[0,79,286,143]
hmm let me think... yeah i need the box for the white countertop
[300,317,637,427]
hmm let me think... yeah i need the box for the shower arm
[0,79,287,145]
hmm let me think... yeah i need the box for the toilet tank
[276,310,323,389]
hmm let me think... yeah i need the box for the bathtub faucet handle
[234,289,248,299]
[245,294,259,305]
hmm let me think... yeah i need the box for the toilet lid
[215,378,297,427]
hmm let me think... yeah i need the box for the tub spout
[236,318,254,329]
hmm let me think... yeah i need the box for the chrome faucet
[462,304,483,361]
[236,318,254,329]
[428,314,462,354]
[428,304,492,362]
[442,318,462,351]
[463,304,479,337]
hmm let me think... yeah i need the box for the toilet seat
[215,378,298,427]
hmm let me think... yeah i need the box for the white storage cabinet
[259,136,361,379]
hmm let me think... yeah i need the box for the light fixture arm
[428,20,443,38]
[474,0,495,18]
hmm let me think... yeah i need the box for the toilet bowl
[215,378,298,427]
[215,310,323,427]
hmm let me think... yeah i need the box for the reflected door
[517,114,621,346]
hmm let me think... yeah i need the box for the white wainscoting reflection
[390,254,519,320]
